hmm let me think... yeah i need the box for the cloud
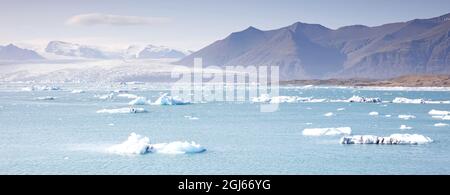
[66,13,171,26]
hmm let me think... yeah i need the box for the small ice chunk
[36,96,56,100]
[128,97,150,105]
[337,108,345,111]
[392,97,425,104]
[70,90,85,94]
[369,111,379,116]
[400,125,413,130]
[398,115,416,120]
[96,107,147,114]
[324,112,335,117]
[184,116,199,120]
[107,133,206,155]
[302,127,352,136]
[434,123,449,127]
[117,94,139,99]
[96,93,114,100]
[340,134,433,144]
[151,93,190,105]
[385,115,392,117]
[428,109,450,116]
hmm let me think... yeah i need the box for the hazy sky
[1,0,449,50]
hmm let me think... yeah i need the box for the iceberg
[340,134,433,145]
[369,111,379,116]
[117,93,139,99]
[347,96,381,103]
[107,133,151,155]
[337,108,346,111]
[251,94,326,103]
[428,109,450,116]
[392,97,425,104]
[302,127,352,136]
[400,125,413,130]
[107,133,206,155]
[324,112,334,117]
[434,123,449,127]
[151,93,190,105]
[96,107,147,114]
[70,89,85,94]
[36,96,56,100]
[398,115,416,120]
[30,85,61,91]
[128,97,150,105]
[96,93,114,100]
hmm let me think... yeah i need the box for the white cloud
[66,13,171,26]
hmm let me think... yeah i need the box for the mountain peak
[0,44,44,61]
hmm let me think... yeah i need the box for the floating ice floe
[117,93,139,99]
[96,107,147,114]
[251,94,325,103]
[392,97,425,104]
[392,97,450,104]
[337,108,345,111]
[302,127,352,136]
[340,134,433,145]
[26,85,61,91]
[428,109,450,116]
[107,133,206,155]
[184,116,199,120]
[96,93,114,100]
[369,111,379,116]
[400,125,413,130]
[329,96,381,103]
[398,115,416,120]
[346,96,381,103]
[151,93,190,105]
[70,89,85,94]
[434,123,449,127]
[36,96,56,100]
[324,112,335,117]
[385,115,392,117]
[128,97,150,105]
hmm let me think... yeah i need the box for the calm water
[0,83,449,174]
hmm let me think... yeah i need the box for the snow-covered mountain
[125,44,189,59]
[45,41,108,59]
[0,44,44,61]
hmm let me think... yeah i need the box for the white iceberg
[128,97,150,105]
[324,112,334,117]
[369,111,379,116]
[70,89,85,94]
[151,93,190,105]
[434,123,449,127]
[184,116,199,120]
[96,107,147,114]
[400,125,413,130]
[347,96,381,103]
[392,97,425,104]
[340,134,433,144]
[107,133,151,155]
[36,96,56,100]
[107,133,206,155]
[428,109,450,116]
[398,115,416,120]
[96,93,114,100]
[251,94,326,104]
[302,127,352,136]
[337,108,346,111]
[117,93,139,99]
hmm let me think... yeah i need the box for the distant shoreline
[281,75,450,87]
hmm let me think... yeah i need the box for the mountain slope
[45,41,107,59]
[0,44,44,61]
[178,13,450,80]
